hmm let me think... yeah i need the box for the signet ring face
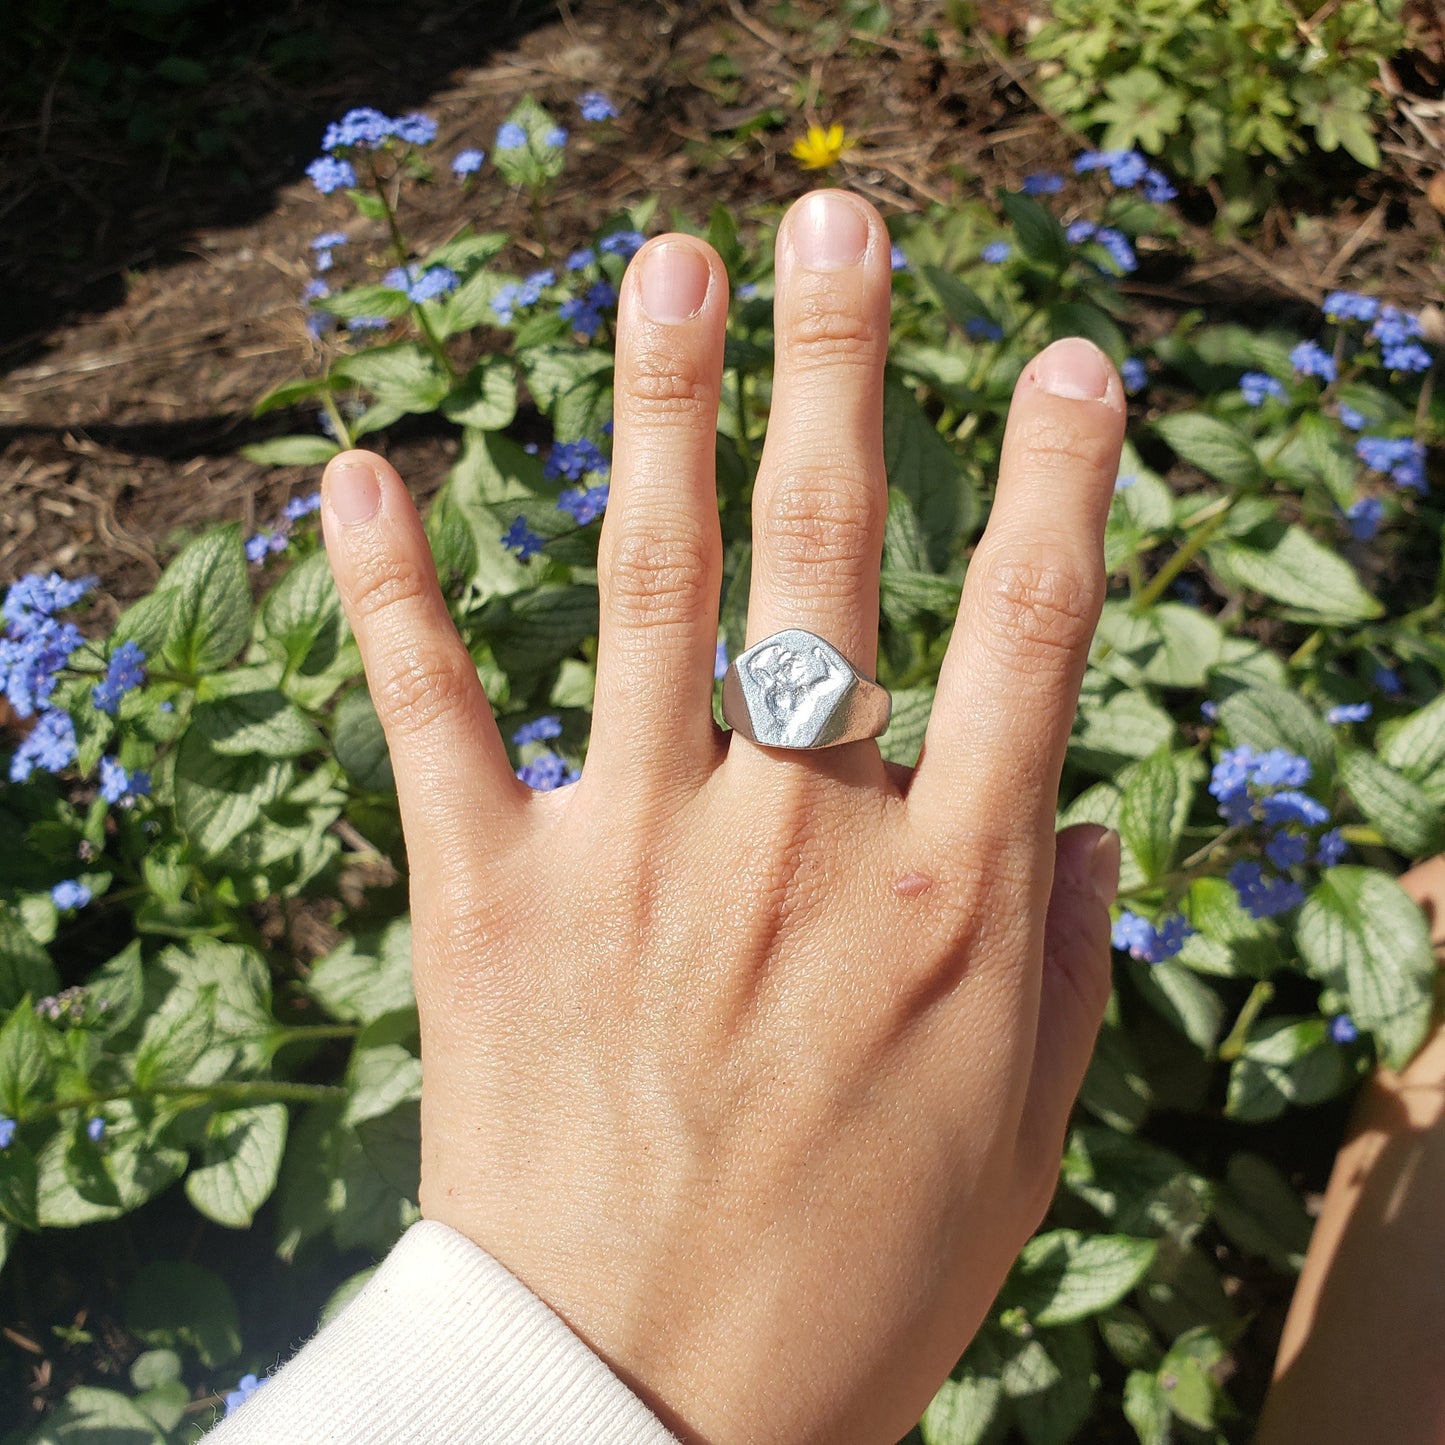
[721,629,892,750]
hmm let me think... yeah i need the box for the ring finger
[738,190,893,762]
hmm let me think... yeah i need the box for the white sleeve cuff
[205,1220,679,1444]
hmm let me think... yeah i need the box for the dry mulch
[4,0,1441,626]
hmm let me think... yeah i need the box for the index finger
[909,339,1125,859]
[322,452,526,851]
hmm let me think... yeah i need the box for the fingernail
[639,241,710,324]
[327,459,382,526]
[792,190,870,271]
[1090,830,1122,908]
[1033,338,1113,401]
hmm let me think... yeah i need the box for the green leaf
[1119,748,1181,882]
[158,526,252,674]
[1132,959,1226,1052]
[491,95,568,189]
[356,1100,421,1202]
[1092,603,1223,689]
[88,942,145,1035]
[920,1333,1006,1445]
[1225,1016,1345,1122]
[1154,412,1261,487]
[1048,301,1127,364]
[258,551,357,708]
[878,687,933,767]
[1218,685,1335,795]
[1005,1229,1158,1326]
[1156,1328,1226,1430]
[879,569,962,627]
[518,347,614,441]
[1380,691,1445,800]
[441,357,518,431]
[126,1261,241,1367]
[274,1102,417,1259]
[1061,1128,1211,1241]
[112,587,179,660]
[1001,190,1072,271]
[1209,525,1382,622]
[240,435,341,467]
[191,690,323,758]
[173,728,293,859]
[253,374,338,416]
[344,1043,423,1127]
[883,486,928,574]
[1212,1154,1314,1274]
[129,1350,182,1392]
[307,917,414,1025]
[36,1124,188,1227]
[1002,1324,1096,1445]
[0,912,57,1010]
[132,984,216,1087]
[34,1386,165,1444]
[437,266,520,335]
[134,1378,190,1434]
[1080,1022,1153,1132]
[317,282,411,320]
[0,1141,39,1230]
[485,585,600,674]
[184,1104,288,1228]
[1339,749,1443,856]
[919,265,998,331]
[1178,876,1285,980]
[1296,866,1436,1067]
[332,686,395,792]
[920,1376,1002,1445]
[1070,691,1175,776]
[333,342,451,414]
[1122,1369,1171,1445]
[883,376,976,564]
[0,997,53,1117]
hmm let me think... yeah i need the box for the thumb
[1019,825,1119,1164]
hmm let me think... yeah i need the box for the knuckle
[372,645,477,740]
[760,469,881,590]
[979,551,1100,669]
[623,345,714,422]
[1015,415,1121,480]
[786,288,881,368]
[347,552,432,627]
[602,521,714,630]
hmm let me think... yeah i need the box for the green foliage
[1029,0,1409,216]
[2,86,1442,1444]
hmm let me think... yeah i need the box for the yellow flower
[789,123,857,171]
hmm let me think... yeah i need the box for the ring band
[721,629,892,750]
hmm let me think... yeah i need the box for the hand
[320,189,1126,1445]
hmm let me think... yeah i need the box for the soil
[1,0,1444,1436]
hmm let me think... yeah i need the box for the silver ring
[721,629,892,750]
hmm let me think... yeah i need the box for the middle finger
[742,190,893,716]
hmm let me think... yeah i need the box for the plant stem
[733,363,753,476]
[1415,358,1437,433]
[530,187,551,266]
[321,387,354,451]
[26,1080,344,1122]
[1132,499,1234,612]
[1218,980,1274,1061]
[371,168,457,382]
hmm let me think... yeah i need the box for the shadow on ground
[0,0,556,356]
